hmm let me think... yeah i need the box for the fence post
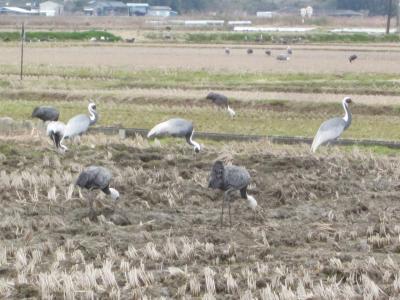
[20,22,25,80]
[119,129,126,139]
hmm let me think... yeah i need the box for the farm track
[1,45,400,73]
[1,83,400,115]
[2,41,400,52]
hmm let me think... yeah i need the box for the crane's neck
[227,105,236,118]
[88,107,98,125]
[342,101,352,129]
[186,131,201,152]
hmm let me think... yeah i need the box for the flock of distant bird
[224,46,292,61]
[224,45,358,63]
[29,89,353,226]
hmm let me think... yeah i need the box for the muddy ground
[1,133,400,298]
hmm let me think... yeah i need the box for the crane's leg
[221,189,233,227]
[228,201,232,228]
[88,193,96,221]
[221,195,225,226]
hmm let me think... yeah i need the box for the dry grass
[1,131,400,298]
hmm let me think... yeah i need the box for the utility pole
[397,0,400,34]
[387,0,393,34]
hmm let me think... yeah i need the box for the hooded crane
[76,166,120,219]
[265,49,272,56]
[206,92,236,118]
[147,118,201,153]
[311,97,353,153]
[247,48,253,54]
[208,160,257,227]
[287,46,293,55]
[225,47,230,55]
[60,102,98,150]
[31,106,60,135]
[46,121,67,152]
[349,54,357,63]
[32,106,60,122]
[276,53,290,61]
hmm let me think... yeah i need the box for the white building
[39,1,63,16]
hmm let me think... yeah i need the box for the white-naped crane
[311,97,353,152]
[147,118,201,153]
[60,102,98,151]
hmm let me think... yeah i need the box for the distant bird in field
[349,54,358,63]
[265,49,272,56]
[60,102,98,150]
[206,92,236,118]
[32,106,60,122]
[287,46,293,55]
[208,160,257,227]
[247,48,253,54]
[311,97,353,153]
[76,166,120,219]
[47,121,67,152]
[225,47,230,55]
[276,53,290,61]
[147,118,201,153]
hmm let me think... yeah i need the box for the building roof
[0,6,36,13]
[40,1,63,7]
[149,6,171,11]
[97,1,126,8]
[126,3,149,7]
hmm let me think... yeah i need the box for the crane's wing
[64,114,90,138]
[311,117,346,152]
[224,166,251,190]
[147,118,193,138]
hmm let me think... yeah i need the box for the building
[148,6,176,17]
[126,3,149,16]
[0,0,39,12]
[84,1,128,16]
[39,1,64,16]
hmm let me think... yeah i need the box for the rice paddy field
[1,16,400,299]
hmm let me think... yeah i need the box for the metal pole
[387,0,393,34]
[20,22,25,80]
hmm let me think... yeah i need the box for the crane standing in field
[46,121,67,152]
[32,106,60,122]
[76,165,120,219]
[206,92,236,118]
[208,160,257,227]
[311,97,353,152]
[147,118,201,153]
[349,54,358,63]
[31,106,60,135]
[60,102,98,150]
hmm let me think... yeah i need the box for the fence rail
[89,126,400,149]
